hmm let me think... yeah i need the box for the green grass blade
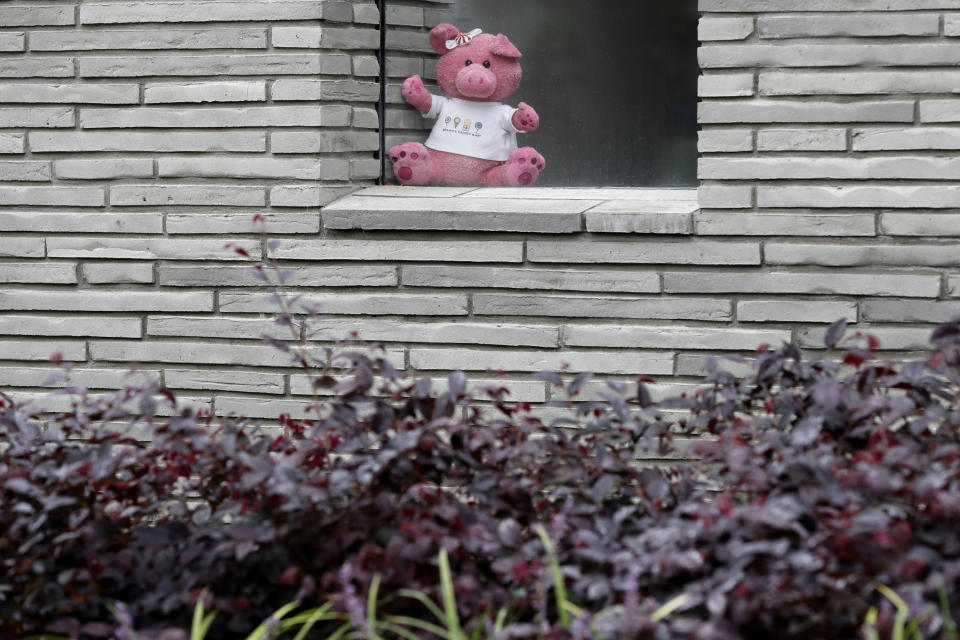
[368,574,382,640]
[323,621,355,640]
[191,591,215,640]
[380,621,440,640]
[386,615,451,638]
[439,549,466,640]
[651,593,691,622]
[493,606,509,633]
[941,583,959,640]
[903,608,932,640]
[876,583,909,640]
[245,601,301,640]
[864,606,880,640]
[398,588,447,623]
[535,524,571,630]
[290,603,339,640]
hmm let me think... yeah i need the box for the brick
[145,81,266,103]
[272,131,379,153]
[663,271,940,298]
[0,290,211,312]
[273,26,379,49]
[700,44,960,69]
[698,74,753,97]
[564,324,789,350]
[350,159,380,180]
[862,300,960,323]
[166,212,319,234]
[272,79,379,101]
[529,239,759,265]
[80,1,323,23]
[386,5,422,26]
[55,159,153,180]
[0,32,26,52]
[165,369,285,395]
[353,3,379,24]
[148,316,286,339]
[921,100,960,123]
[0,83,137,105]
[766,242,960,267]
[0,107,73,127]
[761,71,960,96]
[0,187,104,207]
[90,341,295,367]
[83,262,154,284]
[276,239,523,263]
[219,292,469,316]
[698,129,753,153]
[737,300,857,323]
[0,5,73,26]
[212,396,312,420]
[109,185,265,207]
[699,100,913,124]
[0,237,44,258]
[289,375,546,402]
[322,195,588,233]
[758,185,960,209]
[701,156,960,180]
[881,213,960,236]
[0,341,85,362]
[0,211,161,233]
[797,326,932,351]
[354,107,382,130]
[48,237,258,260]
[758,14,940,38]
[941,14,960,36]
[676,353,754,378]
[854,127,960,151]
[0,161,52,182]
[31,28,267,50]
[270,185,355,208]
[0,134,25,154]
[699,16,754,41]
[0,263,75,284]
[403,266,660,293]
[410,348,675,376]
[321,1,354,23]
[78,55,344,78]
[158,264,396,287]
[697,185,753,209]
[0,58,73,78]
[80,105,349,128]
[584,210,694,234]
[30,131,266,152]
[474,294,732,321]
[157,157,328,180]
[352,56,380,77]
[0,366,158,389]
[696,211,876,237]
[756,128,846,151]
[949,276,960,298]
[305,319,559,348]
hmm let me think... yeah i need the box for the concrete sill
[323,186,699,234]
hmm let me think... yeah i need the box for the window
[442,0,700,187]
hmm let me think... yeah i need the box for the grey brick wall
[0,0,956,420]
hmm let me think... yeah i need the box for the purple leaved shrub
[2,281,959,639]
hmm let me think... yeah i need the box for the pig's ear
[492,34,522,59]
[429,24,461,54]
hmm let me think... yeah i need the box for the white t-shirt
[422,95,521,162]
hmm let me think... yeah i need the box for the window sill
[323,186,699,234]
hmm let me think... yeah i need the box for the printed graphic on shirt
[423,96,521,162]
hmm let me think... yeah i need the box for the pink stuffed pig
[389,24,545,187]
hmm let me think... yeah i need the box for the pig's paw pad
[389,143,431,185]
[504,147,545,187]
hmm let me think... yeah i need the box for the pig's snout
[456,65,497,99]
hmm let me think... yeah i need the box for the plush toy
[389,23,545,187]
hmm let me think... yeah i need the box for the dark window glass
[446,0,699,187]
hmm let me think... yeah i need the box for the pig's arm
[511,102,539,132]
[402,75,433,114]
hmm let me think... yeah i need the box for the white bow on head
[445,28,483,50]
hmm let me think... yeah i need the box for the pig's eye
[465,60,473,66]
[483,60,491,68]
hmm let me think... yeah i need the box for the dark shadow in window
[452,0,699,187]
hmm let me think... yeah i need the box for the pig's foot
[503,147,545,187]
[389,143,434,186]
